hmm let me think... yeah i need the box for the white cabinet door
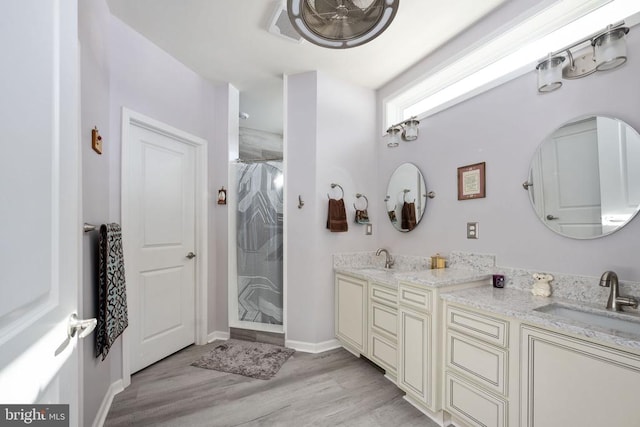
[335,274,367,354]
[521,326,640,427]
[0,0,81,422]
[370,333,397,374]
[446,330,508,396]
[444,372,507,427]
[398,307,431,407]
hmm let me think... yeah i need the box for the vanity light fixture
[594,26,630,71]
[536,22,630,93]
[287,0,399,49]
[536,54,565,93]
[385,116,420,147]
[386,127,400,147]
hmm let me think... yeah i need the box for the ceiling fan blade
[350,0,376,9]
[307,0,341,15]
[315,20,350,39]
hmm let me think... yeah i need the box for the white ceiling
[107,0,507,133]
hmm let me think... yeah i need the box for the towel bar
[353,193,369,210]
[84,223,98,233]
[327,183,344,199]
[402,189,415,203]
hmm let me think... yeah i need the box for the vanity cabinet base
[521,326,640,427]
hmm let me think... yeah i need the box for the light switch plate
[467,222,478,239]
[366,224,373,235]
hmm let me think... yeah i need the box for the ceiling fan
[287,0,400,49]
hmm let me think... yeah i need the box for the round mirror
[527,115,640,239]
[385,163,428,232]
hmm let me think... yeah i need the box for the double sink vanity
[334,252,640,427]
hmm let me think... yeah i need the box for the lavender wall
[285,72,319,343]
[78,6,225,424]
[376,20,640,283]
[109,15,227,336]
[211,83,239,334]
[286,71,377,344]
[79,1,113,425]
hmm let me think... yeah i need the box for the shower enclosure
[229,160,284,333]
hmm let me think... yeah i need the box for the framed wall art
[457,162,486,200]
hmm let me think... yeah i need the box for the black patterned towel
[96,223,128,360]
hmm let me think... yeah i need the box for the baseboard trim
[92,379,124,427]
[285,338,341,353]
[207,330,230,343]
[206,333,340,354]
[402,395,447,426]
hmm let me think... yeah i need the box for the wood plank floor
[104,341,439,426]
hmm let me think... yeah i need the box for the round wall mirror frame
[527,115,640,239]
[385,163,428,232]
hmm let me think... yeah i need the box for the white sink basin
[535,303,640,336]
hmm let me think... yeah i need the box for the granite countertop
[335,267,400,287]
[394,269,492,288]
[334,266,492,290]
[440,287,640,352]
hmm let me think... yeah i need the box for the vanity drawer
[370,333,397,374]
[444,371,507,427]
[369,283,397,307]
[371,301,397,340]
[446,305,509,348]
[398,283,433,313]
[446,330,507,396]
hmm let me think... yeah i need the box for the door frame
[120,107,208,387]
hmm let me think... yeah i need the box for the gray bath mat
[191,339,295,380]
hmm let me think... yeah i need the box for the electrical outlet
[467,222,479,239]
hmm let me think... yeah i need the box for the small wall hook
[298,195,305,209]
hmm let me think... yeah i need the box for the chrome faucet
[376,248,394,269]
[599,271,638,312]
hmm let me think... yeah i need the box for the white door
[597,116,640,233]
[539,117,602,237]
[124,118,198,373]
[0,0,82,424]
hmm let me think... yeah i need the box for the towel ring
[353,193,369,210]
[327,183,344,199]
[402,189,415,203]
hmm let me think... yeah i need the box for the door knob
[67,313,97,339]
[186,252,196,259]
[546,214,559,220]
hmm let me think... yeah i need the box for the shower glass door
[229,161,284,332]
